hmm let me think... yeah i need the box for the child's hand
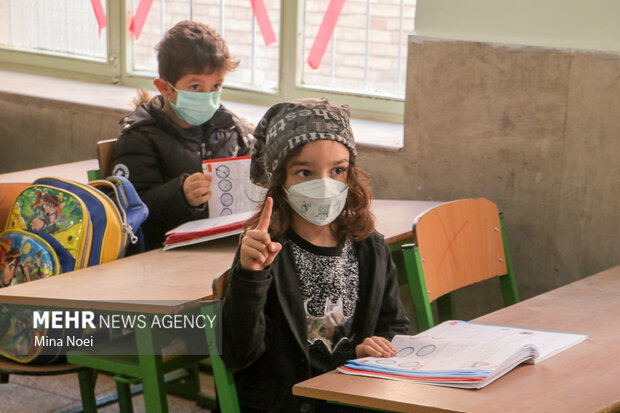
[355,336,396,358]
[183,172,213,207]
[240,197,282,271]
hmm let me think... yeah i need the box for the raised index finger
[256,197,273,232]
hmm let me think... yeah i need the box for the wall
[371,0,620,324]
[415,0,620,53]
[367,36,620,324]
[0,91,124,173]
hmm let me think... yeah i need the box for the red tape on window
[307,0,346,70]
[250,0,277,46]
[89,0,106,37]
[129,0,153,40]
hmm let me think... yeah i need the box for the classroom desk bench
[0,195,441,412]
[293,265,620,413]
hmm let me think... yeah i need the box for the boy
[111,20,254,250]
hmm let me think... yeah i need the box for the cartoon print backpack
[0,230,75,363]
[5,183,92,269]
[0,175,147,364]
[5,176,148,269]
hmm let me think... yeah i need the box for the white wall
[414,0,620,53]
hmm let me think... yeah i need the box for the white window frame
[0,1,405,123]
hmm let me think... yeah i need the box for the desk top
[371,199,442,245]
[0,236,239,314]
[293,265,620,413]
[0,159,98,184]
[0,198,439,313]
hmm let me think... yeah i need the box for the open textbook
[163,156,266,250]
[163,210,254,250]
[338,320,587,389]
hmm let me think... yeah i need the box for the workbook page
[414,320,587,364]
[355,335,529,374]
[202,156,266,217]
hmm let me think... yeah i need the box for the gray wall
[1,37,618,325]
[359,36,620,322]
[0,91,124,174]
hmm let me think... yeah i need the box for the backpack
[5,177,148,268]
[0,175,148,364]
[89,175,148,255]
[0,229,76,363]
[4,182,93,269]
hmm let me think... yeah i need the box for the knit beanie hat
[250,97,357,187]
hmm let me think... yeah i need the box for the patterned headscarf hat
[250,97,357,187]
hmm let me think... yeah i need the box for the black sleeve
[220,252,273,371]
[374,241,410,339]
[111,130,206,248]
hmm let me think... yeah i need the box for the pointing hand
[240,197,282,271]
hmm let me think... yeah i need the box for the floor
[0,367,216,413]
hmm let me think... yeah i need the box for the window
[0,0,415,122]
[0,0,107,60]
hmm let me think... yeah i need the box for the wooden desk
[0,199,439,311]
[371,199,443,245]
[293,265,620,413]
[0,237,238,313]
[0,159,98,184]
[0,197,439,412]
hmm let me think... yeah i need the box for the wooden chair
[97,138,117,179]
[0,183,30,229]
[87,138,117,181]
[402,198,519,332]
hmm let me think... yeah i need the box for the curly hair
[156,20,239,85]
[245,148,375,242]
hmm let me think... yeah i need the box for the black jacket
[220,231,410,412]
[111,95,254,250]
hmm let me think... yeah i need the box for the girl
[220,98,409,412]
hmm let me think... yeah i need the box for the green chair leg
[202,302,240,413]
[115,381,134,413]
[499,213,520,305]
[402,244,434,332]
[135,322,168,413]
[77,368,98,413]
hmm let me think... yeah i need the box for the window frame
[0,0,404,123]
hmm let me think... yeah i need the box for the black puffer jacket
[220,231,410,412]
[111,95,254,250]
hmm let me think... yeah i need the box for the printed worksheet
[202,156,266,217]
[348,320,587,376]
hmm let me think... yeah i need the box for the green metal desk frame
[67,301,240,413]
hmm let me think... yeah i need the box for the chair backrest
[402,198,519,331]
[0,183,30,229]
[97,138,117,179]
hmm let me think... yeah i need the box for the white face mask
[285,178,348,226]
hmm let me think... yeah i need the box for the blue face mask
[169,83,221,126]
